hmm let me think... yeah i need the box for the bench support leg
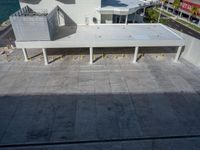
[90,47,93,64]
[22,48,28,62]
[175,46,182,63]
[133,46,139,63]
[42,48,48,65]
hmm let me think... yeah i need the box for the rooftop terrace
[0,49,200,149]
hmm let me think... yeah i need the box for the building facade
[19,0,158,25]
[164,0,200,24]
[181,0,200,16]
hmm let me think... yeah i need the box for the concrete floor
[0,48,200,149]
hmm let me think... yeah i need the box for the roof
[100,0,158,14]
[101,0,144,8]
[15,24,184,49]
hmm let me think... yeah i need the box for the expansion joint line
[1,134,200,148]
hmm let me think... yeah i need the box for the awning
[15,24,185,49]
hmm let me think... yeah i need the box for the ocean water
[0,0,20,23]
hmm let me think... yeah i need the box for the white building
[19,0,158,24]
[9,0,185,65]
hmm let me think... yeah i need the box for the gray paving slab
[131,93,186,137]
[75,95,96,140]
[50,95,77,141]
[153,138,200,150]
[0,64,11,72]
[95,94,120,139]
[0,52,200,149]
[111,94,143,138]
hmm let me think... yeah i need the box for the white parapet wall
[173,29,200,67]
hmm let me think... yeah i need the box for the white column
[42,48,48,65]
[125,15,128,24]
[143,7,146,15]
[22,48,28,62]
[89,47,93,64]
[180,11,183,17]
[167,3,169,12]
[133,46,139,63]
[174,46,182,62]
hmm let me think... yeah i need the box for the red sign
[181,0,200,16]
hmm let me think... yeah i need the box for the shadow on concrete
[139,47,177,54]
[0,92,200,149]
[46,47,178,55]
[29,52,43,60]
[93,55,103,63]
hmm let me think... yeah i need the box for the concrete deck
[0,49,200,149]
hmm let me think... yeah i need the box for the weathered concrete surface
[0,49,200,149]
